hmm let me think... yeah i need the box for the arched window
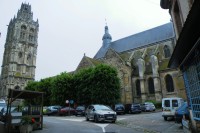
[18,52,22,58]
[21,25,27,30]
[165,75,174,92]
[136,80,141,97]
[15,85,20,90]
[164,45,171,58]
[148,77,155,94]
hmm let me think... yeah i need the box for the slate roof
[94,22,175,59]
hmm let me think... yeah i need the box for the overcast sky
[0,0,170,81]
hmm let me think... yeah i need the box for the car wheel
[85,114,89,121]
[112,120,116,123]
[94,115,99,123]
[164,117,167,121]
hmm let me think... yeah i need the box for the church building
[0,3,39,98]
[77,23,186,104]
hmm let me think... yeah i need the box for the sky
[0,0,171,81]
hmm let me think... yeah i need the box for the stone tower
[0,3,39,98]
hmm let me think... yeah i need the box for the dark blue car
[175,102,189,123]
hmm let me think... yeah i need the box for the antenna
[105,18,107,26]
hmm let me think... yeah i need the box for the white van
[162,97,184,121]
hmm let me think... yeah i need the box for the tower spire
[102,20,112,47]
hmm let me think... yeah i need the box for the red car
[59,107,75,116]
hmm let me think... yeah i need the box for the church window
[15,85,20,90]
[27,54,31,60]
[29,35,34,41]
[136,79,141,97]
[21,25,27,30]
[148,77,155,94]
[30,28,34,33]
[165,74,174,92]
[20,32,25,39]
[18,52,22,58]
[164,45,171,58]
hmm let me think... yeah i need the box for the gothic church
[77,23,186,103]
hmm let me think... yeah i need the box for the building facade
[161,0,200,132]
[0,3,39,98]
[77,23,186,104]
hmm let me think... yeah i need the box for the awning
[7,89,44,101]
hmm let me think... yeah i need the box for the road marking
[95,124,109,132]
[117,118,126,121]
[57,118,84,122]
[44,120,61,124]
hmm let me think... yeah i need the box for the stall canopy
[7,89,44,101]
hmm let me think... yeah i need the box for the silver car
[141,102,156,112]
[85,104,117,123]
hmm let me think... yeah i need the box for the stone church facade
[0,3,39,98]
[77,23,186,104]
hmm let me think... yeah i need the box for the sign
[70,100,74,104]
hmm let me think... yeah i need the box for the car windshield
[178,102,187,110]
[95,105,111,111]
[0,103,6,107]
[77,106,85,110]
[115,104,123,108]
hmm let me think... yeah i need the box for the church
[76,23,186,104]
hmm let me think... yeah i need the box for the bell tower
[0,3,39,98]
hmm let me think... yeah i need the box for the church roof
[94,22,175,59]
[110,22,174,52]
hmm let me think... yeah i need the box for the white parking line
[56,118,84,122]
[117,118,126,121]
[95,124,109,133]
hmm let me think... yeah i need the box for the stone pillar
[137,58,147,102]
[153,77,162,102]
[151,55,162,102]
[140,78,147,102]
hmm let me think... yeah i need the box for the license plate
[107,116,113,118]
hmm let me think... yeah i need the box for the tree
[74,64,120,106]
[51,72,73,106]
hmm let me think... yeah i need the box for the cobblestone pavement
[116,111,184,133]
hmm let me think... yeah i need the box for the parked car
[113,104,125,114]
[43,106,48,115]
[59,107,75,116]
[175,102,189,123]
[46,105,61,116]
[0,99,6,112]
[162,97,184,121]
[141,102,156,112]
[125,103,141,114]
[85,104,117,123]
[75,106,85,116]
